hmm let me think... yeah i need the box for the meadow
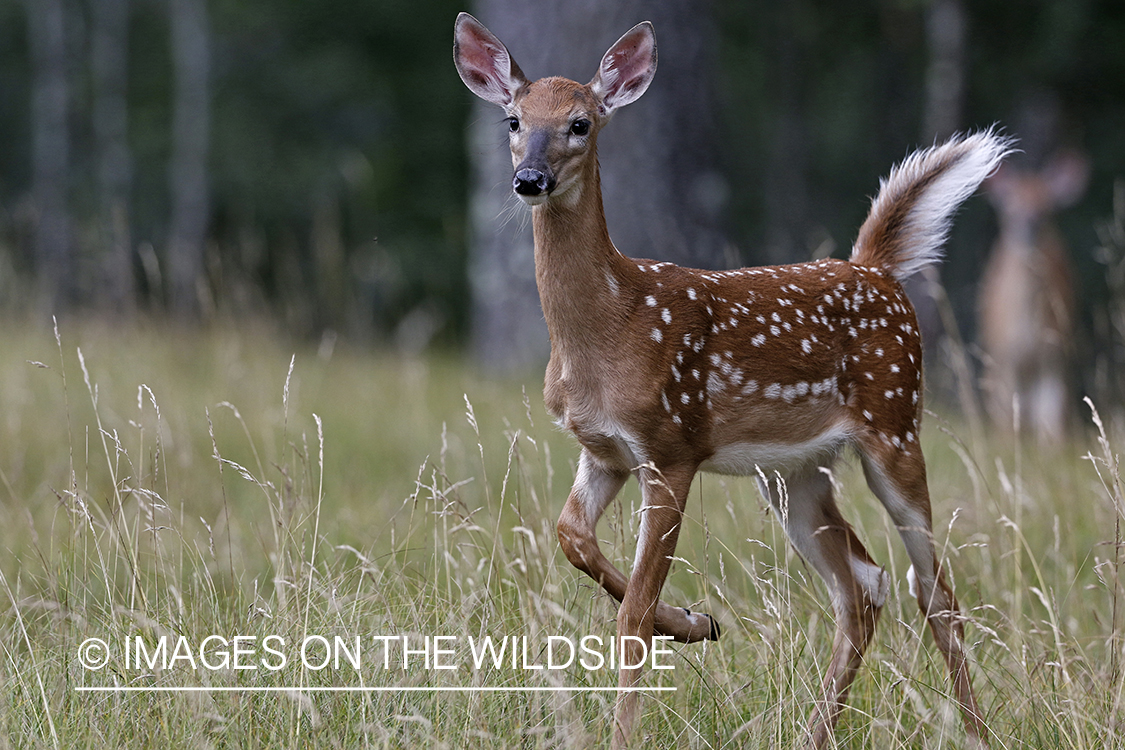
[0,319,1121,748]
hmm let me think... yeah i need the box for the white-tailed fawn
[455,12,1005,747]
[979,150,1088,445]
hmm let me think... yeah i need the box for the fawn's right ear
[454,13,528,107]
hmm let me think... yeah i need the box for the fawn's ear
[589,21,657,117]
[453,12,528,107]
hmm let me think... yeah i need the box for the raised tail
[851,129,1015,281]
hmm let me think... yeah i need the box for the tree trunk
[92,0,134,314]
[762,0,811,266]
[466,0,729,370]
[26,0,72,312]
[922,0,966,143]
[167,0,211,319]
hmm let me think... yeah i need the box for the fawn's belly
[700,423,852,476]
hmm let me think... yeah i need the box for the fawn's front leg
[556,450,718,644]
[612,463,696,748]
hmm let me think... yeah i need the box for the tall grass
[0,319,1122,748]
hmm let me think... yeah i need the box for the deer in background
[454,13,1005,748]
[979,151,1089,445]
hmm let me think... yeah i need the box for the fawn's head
[454,12,657,206]
[986,149,1089,236]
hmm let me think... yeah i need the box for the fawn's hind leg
[757,463,889,748]
[859,438,991,748]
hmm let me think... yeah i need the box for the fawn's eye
[507,117,520,133]
[570,119,591,137]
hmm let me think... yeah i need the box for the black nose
[513,168,555,196]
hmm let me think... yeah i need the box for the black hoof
[681,607,721,641]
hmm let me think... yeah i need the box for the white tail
[979,150,1088,444]
[455,13,1005,748]
[853,130,1013,280]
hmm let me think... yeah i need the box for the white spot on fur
[706,370,725,396]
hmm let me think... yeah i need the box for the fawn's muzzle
[513,167,555,197]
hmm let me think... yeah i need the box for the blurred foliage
[202,0,469,342]
[0,0,469,344]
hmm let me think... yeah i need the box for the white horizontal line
[76,686,675,693]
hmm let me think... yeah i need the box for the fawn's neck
[531,163,634,359]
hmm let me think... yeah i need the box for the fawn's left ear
[453,12,528,107]
[589,21,657,117]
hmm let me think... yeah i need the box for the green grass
[0,319,1122,748]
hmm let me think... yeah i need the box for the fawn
[979,150,1088,444]
[455,12,1004,748]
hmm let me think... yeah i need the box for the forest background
[3,0,1124,394]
